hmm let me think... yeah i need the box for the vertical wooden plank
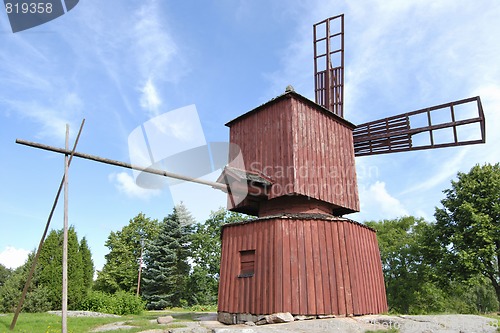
[274,219,283,312]
[371,231,388,313]
[268,220,275,313]
[345,223,359,314]
[218,228,230,312]
[297,220,308,314]
[289,219,300,314]
[324,221,338,315]
[355,226,368,315]
[364,226,377,313]
[282,220,292,312]
[255,221,264,315]
[331,222,345,315]
[327,113,337,205]
[318,221,331,314]
[338,222,353,315]
[235,226,242,313]
[361,227,374,313]
[304,220,316,315]
[229,227,238,312]
[311,220,324,314]
[261,221,269,315]
[244,224,253,313]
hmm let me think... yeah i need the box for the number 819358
[5,2,53,14]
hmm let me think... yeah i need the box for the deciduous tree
[95,213,160,294]
[187,209,248,305]
[433,163,500,307]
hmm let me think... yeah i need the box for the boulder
[265,312,294,324]
[157,315,174,324]
[217,312,235,325]
[294,315,316,321]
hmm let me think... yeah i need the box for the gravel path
[210,314,498,333]
[85,312,499,333]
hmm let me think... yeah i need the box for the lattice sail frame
[353,96,486,156]
[314,14,344,118]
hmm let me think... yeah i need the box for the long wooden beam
[15,139,229,191]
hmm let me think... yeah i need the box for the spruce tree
[79,237,94,291]
[141,204,193,309]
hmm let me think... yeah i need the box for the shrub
[112,291,145,315]
[79,290,144,315]
[23,286,53,313]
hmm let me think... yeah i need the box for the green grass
[0,313,121,333]
[0,311,205,333]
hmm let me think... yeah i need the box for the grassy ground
[0,310,204,333]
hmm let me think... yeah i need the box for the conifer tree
[141,204,193,309]
[79,237,94,291]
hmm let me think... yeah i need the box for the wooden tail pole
[15,139,230,192]
[10,119,86,331]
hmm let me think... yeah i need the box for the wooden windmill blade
[353,96,486,157]
[314,15,344,117]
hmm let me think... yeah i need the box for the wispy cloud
[109,172,161,200]
[400,148,469,195]
[139,78,162,118]
[133,1,181,83]
[2,92,83,142]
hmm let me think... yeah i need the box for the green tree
[141,204,193,309]
[0,255,33,313]
[36,226,92,309]
[366,216,445,313]
[0,263,11,287]
[187,209,248,305]
[0,253,52,313]
[79,237,94,291]
[95,213,160,294]
[433,163,500,308]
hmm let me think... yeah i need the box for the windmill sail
[353,96,486,156]
[314,15,344,117]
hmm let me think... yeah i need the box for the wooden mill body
[217,90,388,320]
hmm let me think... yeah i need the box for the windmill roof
[216,166,273,186]
[221,213,376,232]
[225,89,356,129]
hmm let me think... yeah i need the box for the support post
[9,120,85,331]
[62,124,69,333]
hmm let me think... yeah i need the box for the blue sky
[1,0,499,272]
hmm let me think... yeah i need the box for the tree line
[0,205,246,313]
[366,163,500,313]
[0,163,498,314]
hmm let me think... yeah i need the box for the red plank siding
[226,92,360,215]
[218,217,388,316]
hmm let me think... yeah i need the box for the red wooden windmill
[13,13,486,326]
[216,14,485,323]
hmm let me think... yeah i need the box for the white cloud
[140,78,162,118]
[0,246,30,269]
[109,172,161,200]
[133,2,180,82]
[356,181,409,221]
